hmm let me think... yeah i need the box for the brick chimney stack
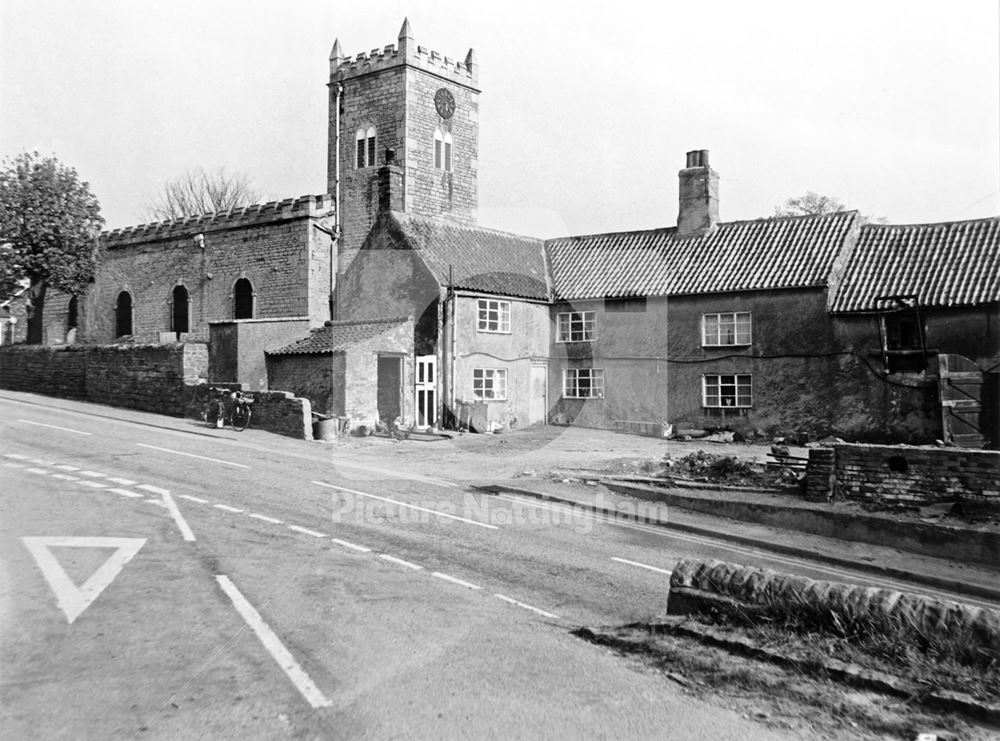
[677,150,719,238]
[377,149,404,212]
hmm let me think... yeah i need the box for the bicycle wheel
[231,403,251,432]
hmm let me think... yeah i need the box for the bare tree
[140,167,262,222]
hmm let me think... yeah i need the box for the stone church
[24,20,1000,444]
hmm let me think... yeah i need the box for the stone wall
[806,442,1000,513]
[266,352,345,418]
[185,385,313,440]
[0,342,207,416]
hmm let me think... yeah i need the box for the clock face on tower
[434,88,456,119]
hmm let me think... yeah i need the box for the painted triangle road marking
[22,537,146,624]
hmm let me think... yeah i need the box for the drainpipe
[332,82,343,320]
[448,265,457,423]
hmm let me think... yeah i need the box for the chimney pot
[677,150,719,238]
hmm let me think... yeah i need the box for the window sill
[555,339,596,344]
[476,329,512,335]
[701,344,752,349]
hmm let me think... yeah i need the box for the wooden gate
[938,354,985,448]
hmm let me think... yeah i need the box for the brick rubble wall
[0,343,208,416]
[819,442,1000,512]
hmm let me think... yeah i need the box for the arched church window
[115,291,133,337]
[234,278,254,319]
[356,126,377,168]
[171,285,189,333]
[434,128,453,172]
[67,295,78,330]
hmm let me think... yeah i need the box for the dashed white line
[136,443,250,469]
[3,453,30,460]
[288,525,327,538]
[432,572,482,590]
[145,499,168,508]
[330,537,371,553]
[106,477,136,486]
[161,491,196,541]
[179,494,209,504]
[493,594,561,620]
[78,481,109,489]
[611,557,673,575]
[53,464,80,471]
[79,471,106,478]
[25,467,49,475]
[28,459,50,465]
[378,554,423,571]
[215,575,332,708]
[137,483,170,496]
[109,488,143,498]
[19,419,92,436]
[248,513,283,525]
[313,481,498,530]
[50,473,80,481]
[214,504,244,513]
[4,462,26,468]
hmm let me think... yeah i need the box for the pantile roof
[375,212,549,300]
[830,217,1000,312]
[267,317,411,355]
[544,211,860,300]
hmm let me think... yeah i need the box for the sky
[1,0,998,237]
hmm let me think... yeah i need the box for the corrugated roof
[544,211,859,300]
[267,317,410,355]
[378,212,550,300]
[830,217,1000,312]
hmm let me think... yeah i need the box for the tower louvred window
[434,129,443,170]
[356,127,376,168]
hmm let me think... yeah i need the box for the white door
[415,355,437,429]
[528,364,548,426]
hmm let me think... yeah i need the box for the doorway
[528,363,548,426]
[377,355,403,425]
[415,355,437,429]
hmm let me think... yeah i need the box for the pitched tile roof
[266,317,411,355]
[830,217,1000,312]
[376,212,550,300]
[544,211,859,300]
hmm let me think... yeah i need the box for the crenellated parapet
[101,194,335,247]
[329,18,478,91]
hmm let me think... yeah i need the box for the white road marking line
[498,494,999,610]
[137,483,170,496]
[109,488,143,498]
[18,419,92,436]
[79,471,106,478]
[106,477,136,486]
[288,525,327,538]
[215,575,332,709]
[330,537,371,553]
[22,537,146,623]
[313,481,498,530]
[78,481,109,489]
[611,556,673,575]
[53,464,80,471]
[214,504,244,513]
[248,513,283,524]
[161,491,196,541]
[3,453,30,460]
[136,443,250,469]
[431,572,482,590]
[4,462,26,468]
[28,458,51,465]
[25,467,50,475]
[51,473,80,481]
[326,459,458,489]
[146,498,168,508]
[493,594,560,620]
[179,494,209,504]
[378,554,423,571]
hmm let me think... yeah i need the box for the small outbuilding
[265,316,414,431]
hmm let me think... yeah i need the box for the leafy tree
[0,152,103,343]
[774,191,847,217]
[140,167,262,221]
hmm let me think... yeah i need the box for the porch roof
[266,316,411,355]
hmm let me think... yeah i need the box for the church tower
[328,19,480,273]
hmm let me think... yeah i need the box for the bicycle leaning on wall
[203,387,253,432]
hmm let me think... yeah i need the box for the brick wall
[806,442,1000,513]
[0,343,208,416]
